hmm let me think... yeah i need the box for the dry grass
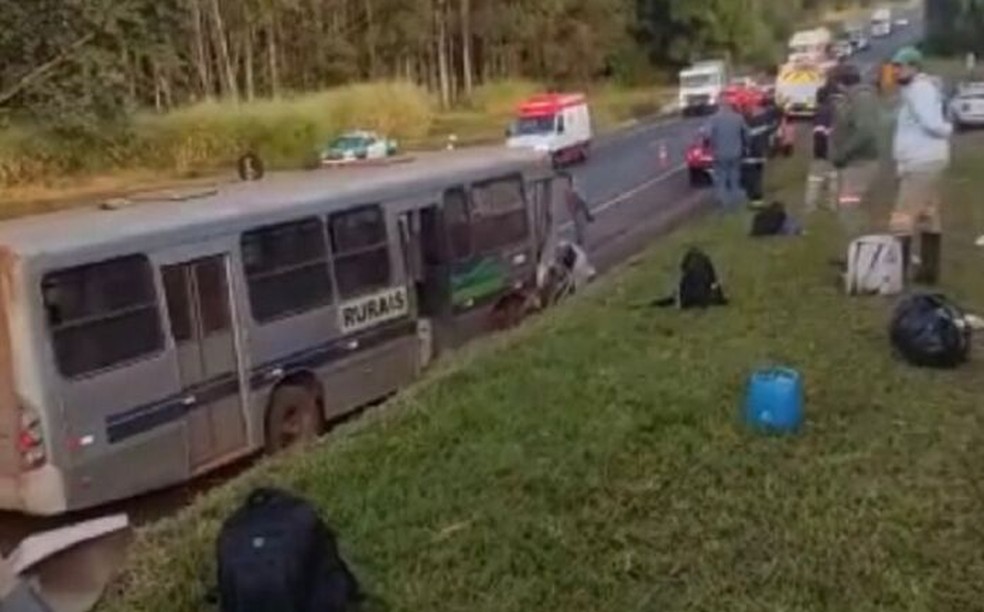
[0,80,669,217]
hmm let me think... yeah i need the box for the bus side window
[528,179,553,260]
[42,255,164,378]
[443,188,471,260]
[161,267,193,342]
[470,175,529,254]
[419,206,444,266]
[328,205,392,298]
[241,217,333,323]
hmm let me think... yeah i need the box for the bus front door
[160,255,249,471]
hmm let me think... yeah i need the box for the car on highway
[895,17,909,28]
[950,82,984,130]
[685,130,715,187]
[846,23,870,51]
[833,38,854,60]
[319,130,398,163]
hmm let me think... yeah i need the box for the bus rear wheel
[265,384,323,454]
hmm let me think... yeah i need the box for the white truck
[787,28,833,67]
[677,60,728,116]
[871,7,892,37]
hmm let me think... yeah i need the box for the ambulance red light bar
[517,93,587,118]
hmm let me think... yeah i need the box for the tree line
[1,0,913,132]
[925,0,984,56]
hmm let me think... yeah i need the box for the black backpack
[889,293,971,369]
[654,247,728,309]
[750,201,788,237]
[217,488,362,612]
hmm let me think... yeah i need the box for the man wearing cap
[830,62,881,236]
[890,46,952,284]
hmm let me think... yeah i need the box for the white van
[506,93,592,165]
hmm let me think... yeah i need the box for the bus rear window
[42,255,163,378]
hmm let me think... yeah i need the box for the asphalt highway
[564,7,925,272]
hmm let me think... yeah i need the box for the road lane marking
[561,34,912,232]
[560,163,688,230]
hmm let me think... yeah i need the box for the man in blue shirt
[707,96,748,210]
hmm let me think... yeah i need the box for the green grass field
[98,134,984,612]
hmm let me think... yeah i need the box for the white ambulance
[506,93,592,165]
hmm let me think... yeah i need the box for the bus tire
[265,383,323,454]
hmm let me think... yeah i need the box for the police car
[951,82,984,130]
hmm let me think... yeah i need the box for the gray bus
[0,147,562,515]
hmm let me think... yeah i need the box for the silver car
[950,83,984,130]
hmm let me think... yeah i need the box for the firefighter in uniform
[741,93,772,208]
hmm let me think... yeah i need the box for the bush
[464,79,542,117]
[0,81,435,187]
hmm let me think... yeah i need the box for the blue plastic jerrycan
[744,367,804,434]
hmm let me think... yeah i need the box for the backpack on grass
[653,247,728,309]
[890,293,971,369]
[845,235,904,296]
[750,201,801,237]
[217,488,361,612]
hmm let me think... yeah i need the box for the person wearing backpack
[830,63,881,238]
[889,46,953,285]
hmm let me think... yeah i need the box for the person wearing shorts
[890,47,952,284]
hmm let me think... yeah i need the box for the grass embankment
[0,80,667,213]
[98,135,984,611]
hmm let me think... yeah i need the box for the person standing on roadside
[804,74,842,212]
[889,46,952,284]
[707,95,748,210]
[559,170,594,248]
[741,95,772,209]
[830,63,881,237]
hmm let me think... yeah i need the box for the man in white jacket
[890,46,953,285]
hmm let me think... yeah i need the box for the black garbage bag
[889,293,971,369]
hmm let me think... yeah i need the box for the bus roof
[0,146,550,263]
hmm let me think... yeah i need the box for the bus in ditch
[0,147,566,515]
